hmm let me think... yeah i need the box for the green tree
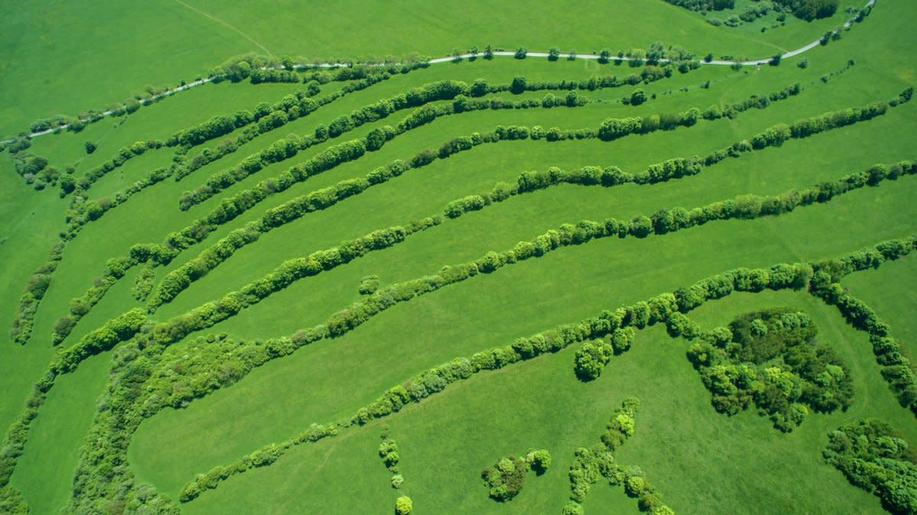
[395,496,413,514]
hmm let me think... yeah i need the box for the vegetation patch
[687,308,854,431]
[480,449,550,501]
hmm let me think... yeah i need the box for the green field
[1,1,914,514]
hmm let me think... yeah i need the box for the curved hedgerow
[134,165,916,415]
[147,92,906,312]
[178,69,683,210]
[176,233,916,500]
[49,79,818,347]
[43,236,911,512]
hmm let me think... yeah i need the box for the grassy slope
[132,173,917,498]
[0,1,913,512]
[182,289,909,514]
[841,254,917,358]
[0,0,858,136]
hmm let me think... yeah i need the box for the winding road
[8,0,875,142]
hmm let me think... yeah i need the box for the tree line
[169,237,915,502]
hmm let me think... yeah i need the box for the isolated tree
[366,128,387,151]
[548,48,560,61]
[630,89,647,105]
[85,141,97,154]
[395,496,413,515]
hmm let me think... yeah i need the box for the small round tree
[395,496,413,515]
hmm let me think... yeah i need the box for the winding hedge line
[179,234,916,498]
[9,242,63,345]
[178,254,828,499]
[812,280,917,414]
[147,80,827,310]
[177,65,686,209]
[130,161,915,420]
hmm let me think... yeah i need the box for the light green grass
[1,1,914,512]
[841,254,917,358]
[0,0,858,136]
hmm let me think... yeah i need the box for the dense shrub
[774,0,838,20]
[10,243,64,345]
[687,308,853,431]
[811,275,917,414]
[481,450,550,501]
[52,308,147,374]
[823,419,916,513]
[573,327,635,381]
[395,496,413,515]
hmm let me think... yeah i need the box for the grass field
[0,0,914,513]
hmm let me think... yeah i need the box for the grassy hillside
[0,1,913,514]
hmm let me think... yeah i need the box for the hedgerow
[112,237,900,500]
[177,66,689,209]
[130,161,917,414]
[811,282,917,414]
[9,242,63,345]
[823,419,916,513]
[146,80,840,313]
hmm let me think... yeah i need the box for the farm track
[1,0,875,143]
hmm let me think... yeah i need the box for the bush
[395,496,413,515]
[823,419,916,514]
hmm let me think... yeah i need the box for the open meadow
[0,0,914,513]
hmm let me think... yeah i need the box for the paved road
[8,0,875,143]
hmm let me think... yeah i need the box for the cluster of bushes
[8,149,73,191]
[823,419,916,514]
[178,422,340,502]
[379,434,405,489]
[172,64,424,182]
[600,82,801,141]
[811,282,917,414]
[163,240,909,499]
[481,449,551,501]
[686,309,854,431]
[9,242,63,345]
[132,265,156,302]
[666,0,836,20]
[566,398,672,514]
[774,0,838,20]
[0,486,27,514]
[51,308,147,375]
[663,0,734,12]
[360,275,381,295]
[574,328,636,381]
[50,241,174,345]
[395,496,413,515]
